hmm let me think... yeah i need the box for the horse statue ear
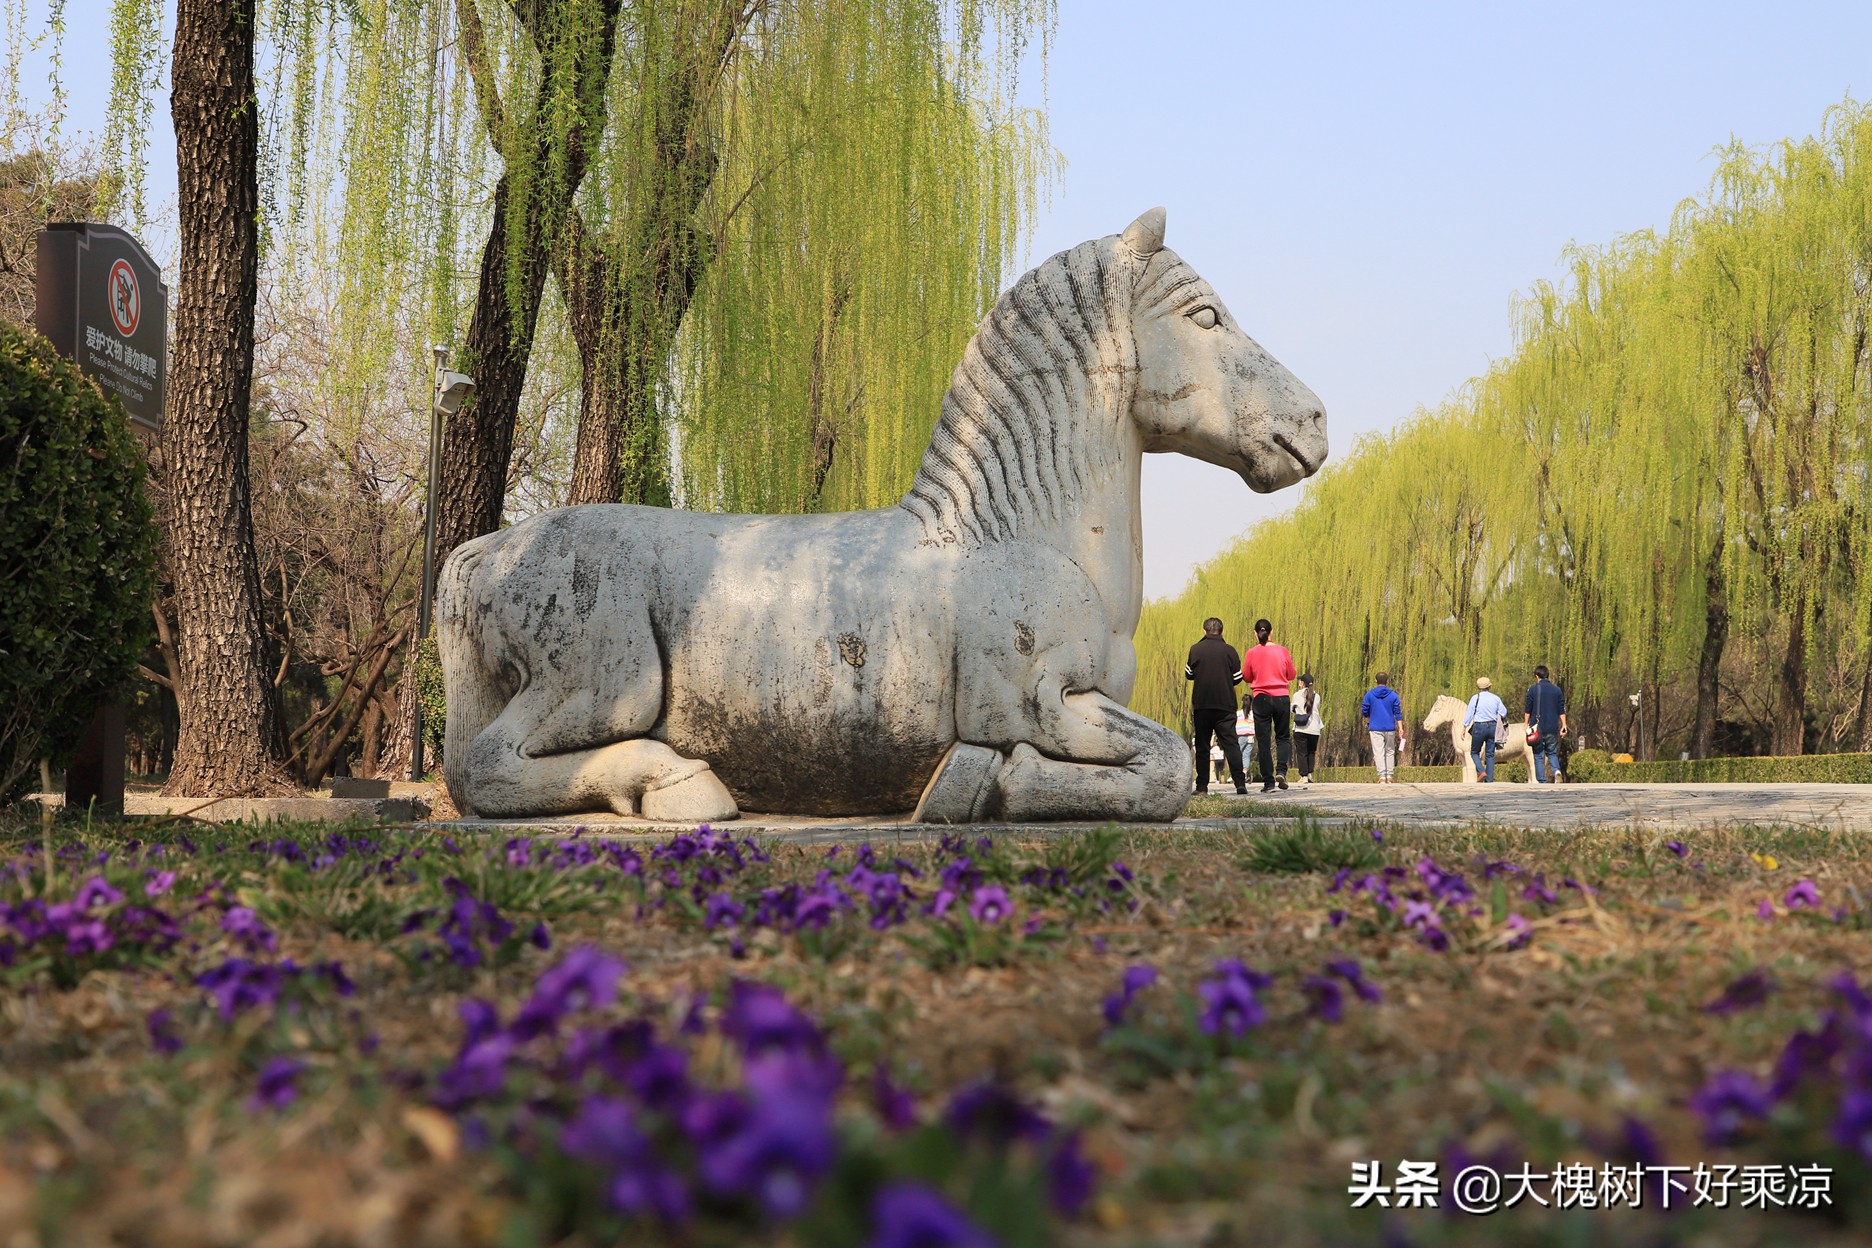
[1121,207,1167,258]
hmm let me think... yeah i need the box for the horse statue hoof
[641,766,740,823]
[913,743,1004,823]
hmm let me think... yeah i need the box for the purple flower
[967,886,1012,925]
[219,906,277,954]
[1702,969,1776,1015]
[694,1088,838,1216]
[1302,974,1344,1022]
[147,1007,182,1055]
[1198,961,1270,1037]
[144,871,176,898]
[1400,900,1438,930]
[1783,879,1820,910]
[1501,912,1532,950]
[1687,1069,1771,1144]
[1832,1088,1872,1163]
[1047,1130,1097,1216]
[72,876,124,909]
[1325,958,1382,1002]
[874,1064,919,1131]
[1756,898,1775,921]
[559,1097,693,1220]
[945,1081,1051,1144]
[195,958,289,1020]
[1772,1020,1843,1098]
[1521,879,1558,907]
[704,893,745,929]
[722,981,827,1061]
[249,1056,305,1111]
[561,1096,648,1167]
[511,947,626,1039]
[1663,840,1687,858]
[863,1182,997,1248]
[1101,964,1159,1027]
[628,1043,692,1111]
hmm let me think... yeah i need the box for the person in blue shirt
[1462,676,1510,782]
[1359,673,1407,784]
[1523,665,1569,783]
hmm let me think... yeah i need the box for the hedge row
[1565,750,1872,784]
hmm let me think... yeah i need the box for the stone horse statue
[438,208,1328,823]
[1423,694,1539,785]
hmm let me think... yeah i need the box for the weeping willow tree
[99,0,1055,777]
[1136,100,1872,760]
[673,0,1055,513]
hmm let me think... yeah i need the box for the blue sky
[15,1,1872,596]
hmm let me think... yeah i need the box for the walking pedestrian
[1523,665,1569,783]
[1242,618,1297,792]
[1292,672,1323,787]
[1360,673,1406,784]
[1185,618,1247,795]
[1462,676,1509,783]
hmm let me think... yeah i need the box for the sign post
[35,223,168,814]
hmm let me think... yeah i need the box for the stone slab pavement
[1243,781,1872,831]
[435,781,1872,842]
[30,782,1872,841]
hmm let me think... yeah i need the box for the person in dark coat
[1186,617,1247,795]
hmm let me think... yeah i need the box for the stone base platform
[436,781,1872,842]
[31,790,426,824]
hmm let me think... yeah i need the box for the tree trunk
[161,0,292,797]
[1691,537,1727,759]
[1771,609,1808,756]
[393,0,625,772]
[561,3,743,507]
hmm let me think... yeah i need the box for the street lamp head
[1628,692,1642,708]
[435,370,475,416]
[432,343,449,370]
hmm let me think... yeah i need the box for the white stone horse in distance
[1423,694,1540,785]
[438,208,1328,823]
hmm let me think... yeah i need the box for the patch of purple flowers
[1198,959,1273,1038]
[1102,964,1159,1027]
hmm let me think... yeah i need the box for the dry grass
[0,815,1868,1246]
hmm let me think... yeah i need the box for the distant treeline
[1134,102,1872,765]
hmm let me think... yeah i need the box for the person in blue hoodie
[1360,672,1407,784]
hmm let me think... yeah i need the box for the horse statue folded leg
[438,208,1328,823]
[1423,695,1540,785]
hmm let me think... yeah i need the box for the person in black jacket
[1186,618,1247,795]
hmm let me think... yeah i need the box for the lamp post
[411,346,474,782]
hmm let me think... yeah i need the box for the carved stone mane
[900,236,1163,545]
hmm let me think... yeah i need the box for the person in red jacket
[1241,618,1297,791]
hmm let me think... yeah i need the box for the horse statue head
[1423,694,1468,733]
[901,207,1327,547]
[1124,207,1328,492]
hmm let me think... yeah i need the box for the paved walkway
[1245,781,1872,831]
[439,782,1872,840]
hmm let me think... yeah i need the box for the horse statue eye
[1186,306,1219,330]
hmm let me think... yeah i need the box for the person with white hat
[1462,676,1509,783]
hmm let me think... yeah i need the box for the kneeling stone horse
[439,209,1328,823]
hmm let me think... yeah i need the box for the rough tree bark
[161,0,292,796]
[1772,607,1810,756]
[1691,533,1727,759]
[557,1,753,507]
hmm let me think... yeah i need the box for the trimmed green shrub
[1567,750,1872,784]
[0,319,157,804]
